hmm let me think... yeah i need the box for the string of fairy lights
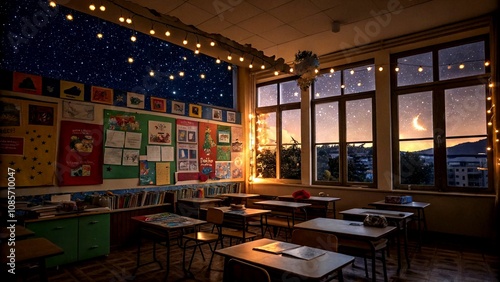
[48,0,281,80]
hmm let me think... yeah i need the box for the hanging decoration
[293,50,320,91]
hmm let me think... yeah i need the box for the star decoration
[106,166,112,171]
[38,171,43,175]
[115,95,124,102]
[32,157,38,161]
[31,166,35,170]
[47,161,52,165]
[23,156,27,160]
[30,138,35,142]
[30,175,35,180]
[9,161,15,165]
[16,168,21,173]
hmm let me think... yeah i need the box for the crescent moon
[412,113,426,131]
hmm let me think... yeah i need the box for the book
[281,246,327,260]
[252,241,299,254]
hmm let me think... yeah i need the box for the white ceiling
[126,0,498,64]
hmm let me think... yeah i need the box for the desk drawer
[78,214,110,260]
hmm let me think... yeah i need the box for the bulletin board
[102,109,175,183]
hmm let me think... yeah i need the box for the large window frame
[312,61,377,187]
[391,35,493,193]
[255,78,302,180]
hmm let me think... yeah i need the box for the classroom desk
[1,237,63,282]
[254,200,311,232]
[215,238,354,282]
[0,225,35,241]
[294,218,396,282]
[340,208,413,273]
[219,193,260,205]
[218,207,271,240]
[131,212,206,280]
[177,197,222,218]
[369,200,430,249]
[279,195,341,218]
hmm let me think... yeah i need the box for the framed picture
[189,104,202,118]
[212,108,222,121]
[227,111,236,123]
[90,86,113,105]
[127,92,145,109]
[150,97,166,112]
[171,101,185,115]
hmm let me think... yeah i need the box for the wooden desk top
[218,207,271,217]
[216,238,354,280]
[178,198,222,204]
[369,200,430,209]
[279,195,341,202]
[1,237,63,263]
[219,193,260,198]
[0,225,35,240]
[254,200,311,208]
[294,218,396,241]
[131,212,206,230]
[340,208,414,220]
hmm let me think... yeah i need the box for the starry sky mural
[0,0,235,109]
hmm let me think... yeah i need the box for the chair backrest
[223,259,271,282]
[206,207,225,225]
[291,229,338,252]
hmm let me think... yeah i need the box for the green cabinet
[25,213,110,268]
[78,213,110,261]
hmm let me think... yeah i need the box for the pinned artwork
[171,101,185,115]
[227,111,236,123]
[148,120,172,145]
[62,101,95,121]
[91,86,113,105]
[151,97,166,112]
[212,108,222,121]
[127,92,145,109]
[189,104,202,118]
[60,80,84,101]
[13,72,42,95]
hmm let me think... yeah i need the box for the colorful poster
[215,161,231,179]
[148,120,172,145]
[60,80,84,101]
[156,162,171,185]
[139,157,156,185]
[177,143,198,172]
[198,122,217,177]
[231,127,243,152]
[231,152,243,179]
[0,97,57,187]
[13,72,42,95]
[57,121,103,186]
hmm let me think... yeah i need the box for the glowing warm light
[200,74,205,79]
[165,30,171,37]
[249,63,253,68]
[412,113,426,131]
[196,42,201,48]
[210,41,215,46]
[169,75,174,80]
[130,35,136,42]
[96,33,103,39]
[66,14,73,21]
[182,39,188,45]
[395,67,400,72]
[227,54,232,60]
[49,1,56,8]
[357,82,361,86]
[149,29,155,35]
[228,65,232,70]
[119,16,125,22]
[350,69,354,75]
[261,64,265,70]
[99,5,105,11]
[239,57,244,62]
[378,66,383,71]
[149,70,155,76]
[367,66,372,71]
[459,63,465,69]
[194,49,200,54]
[215,57,221,64]
[489,83,494,88]
[179,71,185,77]
[447,65,452,69]
[485,61,490,66]
[126,18,132,24]
[330,68,334,73]
[314,68,319,74]
[289,67,294,73]
[418,66,423,72]
[89,4,96,11]
[341,84,345,88]
[274,70,279,76]
[127,57,134,63]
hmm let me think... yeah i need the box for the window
[312,62,376,186]
[256,80,301,179]
[392,37,492,192]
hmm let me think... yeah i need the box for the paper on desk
[253,241,299,254]
[281,246,327,260]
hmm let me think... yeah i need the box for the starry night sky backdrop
[0,0,235,109]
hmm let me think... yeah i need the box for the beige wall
[245,16,498,239]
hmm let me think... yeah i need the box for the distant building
[447,156,488,187]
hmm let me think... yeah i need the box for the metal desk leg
[404,218,411,269]
[395,221,402,274]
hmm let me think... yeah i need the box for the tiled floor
[22,226,500,282]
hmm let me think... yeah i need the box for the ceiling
[125,0,498,64]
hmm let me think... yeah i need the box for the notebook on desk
[252,241,298,254]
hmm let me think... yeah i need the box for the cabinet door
[26,218,79,267]
[78,213,110,261]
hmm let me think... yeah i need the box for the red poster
[0,136,24,155]
[198,122,217,177]
[57,121,103,186]
[12,72,42,95]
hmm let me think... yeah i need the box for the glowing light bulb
[169,75,174,80]
[165,30,170,37]
[485,61,490,66]
[89,4,96,11]
[227,54,232,60]
[378,66,383,71]
[459,63,465,69]
[99,5,105,11]
[200,74,205,79]
[196,42,201,48]
[149,70,155,77]
[261,64,265,70]
[350,69,354,75]
[289,67,294,73]
[126,18,132,24]
[216,57,221,64]
[149,29,155,35]
[330,68,334,73]
[228,65,232,70]
[127,57,134,63]
[341,84,345,88]
[249,63,253,68]
[49,1,56,8]
[274,70,279,76]
[418,66,423,72]
[66,14,73,21]
[239,57,244,62]
[182,38,188,45]
[395,67,400,72]
[357,82,362,86]
[367,66,372,71]
[96,33,103,39]
[119,16,125,22]
[194,49,200,54]
[130,35,136,42]
[314,68,319,74]
[179,71,185,77]
[210,41,215,46]
[489,83,494,88]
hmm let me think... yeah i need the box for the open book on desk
[253,242,327,260]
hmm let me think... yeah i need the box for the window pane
[344,64,375,94]
[280,80,301,104]
[257,84,277,107]
[346,98,372,142]
[347,143,373,183]
[257,112,276,146]
[439,41,485,80]
[313,71,341,98]
[315,102,338,143]
[398,91,433,139]
[397,52,433,86]
[399,140,434,185]
[315,144,339,181]
[281,144,301,179]
[282,109,301,143]
[446,137,488,187]
[256,146,276,178]
[445,85,486,137]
